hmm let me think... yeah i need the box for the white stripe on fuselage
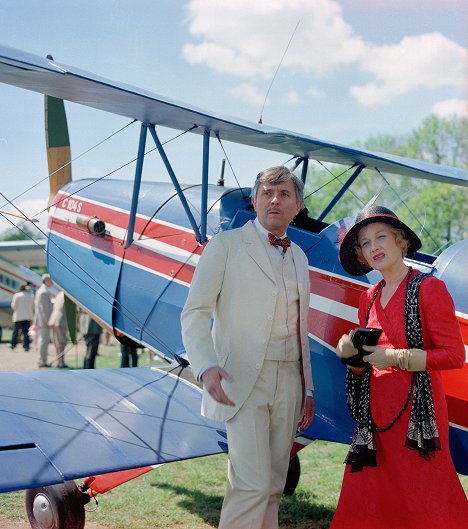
[309,293,359,324]
[49,230,191,287]
[51,207,200,268]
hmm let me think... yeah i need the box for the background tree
[303,114,468,254]
[0,221,42,241]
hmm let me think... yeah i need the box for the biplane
[0,45,466,529]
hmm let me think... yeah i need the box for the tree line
[303,115,468,255]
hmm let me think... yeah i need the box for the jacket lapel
[290,243,306,311]
[241,221,276,283]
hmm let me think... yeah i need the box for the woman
[331,205,467,529]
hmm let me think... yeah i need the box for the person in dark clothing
[120,343,139,367]
[80,313,103,369]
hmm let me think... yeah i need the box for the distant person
[120,343,139,367]
[10,284,34,351]
[34,274,54,367]
[80,312,103,369]
[48,290,68,368]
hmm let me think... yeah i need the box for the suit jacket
[33,284,53,327]
[181,220,313,422]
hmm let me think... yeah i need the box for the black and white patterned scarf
[344,270,441,472]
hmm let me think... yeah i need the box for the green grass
[2,441,467,529]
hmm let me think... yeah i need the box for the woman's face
[357,222,404,272]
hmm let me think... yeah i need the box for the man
[10,284,34,351]
[181,166,315,529]
[48,290,68,368]
[34,273,54,367]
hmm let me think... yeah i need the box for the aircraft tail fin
[45,95,72,207]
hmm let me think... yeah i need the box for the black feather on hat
[339,205,422,276]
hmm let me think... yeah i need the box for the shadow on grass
[154,482,334,528]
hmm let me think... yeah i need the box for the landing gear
[25,481,86,529]
[283,454,301,496]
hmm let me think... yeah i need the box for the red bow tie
[268,233,291,251]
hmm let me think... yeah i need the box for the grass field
[2,440,467,529]
[0,441,347,529]
[0,340,467,528]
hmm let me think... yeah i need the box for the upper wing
[0,366,227,493]
[0,45,466,186]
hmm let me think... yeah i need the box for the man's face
[44,279,53,288]
[252,179,302,236]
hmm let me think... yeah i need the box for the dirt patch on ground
[0,340,89,372]
[0,521,32,529]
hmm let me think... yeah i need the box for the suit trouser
[218,360,302,529]
[52,325,67,367]
[37,325,50,365]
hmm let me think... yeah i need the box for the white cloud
[229,82,266,107]
[431,98,468,118]
[307,86,326,99]
[182,42,260,77]
[0,199,49,237]
[183,1,467,109]
[350,33,468,107]
[183,0,366,79]
[282,88,301,105]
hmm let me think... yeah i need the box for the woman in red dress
[331,205,467,529]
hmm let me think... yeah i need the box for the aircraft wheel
[283,454,301,496]
[25,481,85,529]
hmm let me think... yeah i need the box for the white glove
[363,346,427,371]
[336,334,358,359]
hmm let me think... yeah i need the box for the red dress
[330,271,468,529]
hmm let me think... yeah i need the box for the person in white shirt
[10,284,35,351]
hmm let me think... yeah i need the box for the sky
[0,0,466,234]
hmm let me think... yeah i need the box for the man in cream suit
[181,166,315,529]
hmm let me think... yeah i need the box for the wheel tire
[283,454,301,496]
[25,481,85,529]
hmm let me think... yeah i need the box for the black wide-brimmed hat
[339,205,422,276]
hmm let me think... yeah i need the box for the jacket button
[255,363,261,369]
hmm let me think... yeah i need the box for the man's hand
[297,396,315,432]
[335,334,358,359]
[201,366,235,407]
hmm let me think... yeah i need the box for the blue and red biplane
[0,46,466,529]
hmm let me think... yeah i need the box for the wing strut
[126,122,147,248]
[200,128,210,242]
[300,158,309,184]
[317,164,365,221]
[148,124,203,242]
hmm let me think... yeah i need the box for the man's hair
[253,166,304,203]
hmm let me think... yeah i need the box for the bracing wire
[258,20,300,124]
[0,119,137,211]
[0,124,203,357]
